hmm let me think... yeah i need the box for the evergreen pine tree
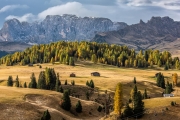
[169,83,173,92]
[7,76,13,87]
[160,75,165,89]
[55,73,61,91]
[76,100,82,113]
[86,81,90,86]
[64,80,67,85]
[133,77,136,84]
[61,90,71,111]
[89,80,94,88]
[59,86,64,93]
[71,80,75,85]
[37,71,46,89]
[131,85,137,101]
[29,73,37,88]
[86,91,90,100]
[123,103,133,118]
[41,109,51,120]
[114,83,123,116]
[69,57,75,66]
[15,75,19,87]
[133,91,144,118]
[24,82,27,88]
[143,89,148,99]
[164,63,169,70]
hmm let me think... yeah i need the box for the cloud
[0,4,28,13]
[5,13,35,22]
[3,1,180,25]
[38,2,93,20]
[44,0,62,6]
[116,0,180,10]
[4,2,96,23]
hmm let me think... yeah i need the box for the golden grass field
[1,61,180,119]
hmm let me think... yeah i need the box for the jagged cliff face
[0,14,127,43]
[92,16,180,50]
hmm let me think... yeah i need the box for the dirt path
[26,100,80,120]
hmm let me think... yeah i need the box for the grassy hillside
[1,61,180,119]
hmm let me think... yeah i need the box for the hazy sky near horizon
[0,0,180,28]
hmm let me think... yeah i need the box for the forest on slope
[0,41,180,69]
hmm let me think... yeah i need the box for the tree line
[1,41,179,69]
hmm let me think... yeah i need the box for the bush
[171,101,175,106]
[97,106,102,112]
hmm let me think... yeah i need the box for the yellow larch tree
[114,82,123,116]
[172,73,178,86]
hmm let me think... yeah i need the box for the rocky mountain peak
[0,14,127,43]
[147,16,175,25]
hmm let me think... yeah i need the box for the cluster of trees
[60,90,82,112]
[28,68,57,90]
[156,72,165,89]
[0,41,178,69]
[165,81,173,94]
[123,85,145,118]
[86,80,95,88]
[156,72,176,94]
[114,81,145,119]
[7,75,26,87]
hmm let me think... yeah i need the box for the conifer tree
[123,103,133,118]
[50,57,54,65]
[64,80,67,85]
[133,91,144,118]
[86,81,90,86]
[55,73,61,91]
[45,68,57,90]
[76,100,82,113]
[69,57,75,66]
[164,63,169,70]
[7,76,13,87]
[131,85,137,101]
[143,89,148,99]
[156,73,165,89]
[114,83,123,116]
[61,90,71,111]
[15,75,19,87]
[86,91,90,100]
[59,86,64,93]
[71,80,75,85]
[172,73,178,86]
[41,109,51,120]
[37,71,46,89]
[29,73,37,88]
[24,82,27,88]
[89,80,94,88]
[133,77,136,84]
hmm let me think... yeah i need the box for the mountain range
[0,14,127,43]
[92,16,180,54]
[0,15,180,56]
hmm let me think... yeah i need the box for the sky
[0,0,180,28]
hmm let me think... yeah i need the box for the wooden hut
[28,63,33,67]
[70,73,76,77]
[91,72,100,76]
